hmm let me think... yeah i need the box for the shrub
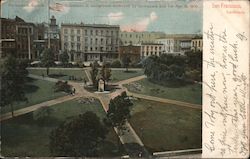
[111,59,122,68]
[54,81,72,93]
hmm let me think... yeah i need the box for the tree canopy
[59,51,69,67]
[143,54,186,85]
[90,61,99,89]
[0,55,28,116]
[105,92,133,130]
[41,48,55,75]
[50,111,108,157]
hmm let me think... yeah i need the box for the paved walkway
[97,94,150,158]
[127,90,201,109]
[0,94,80,121]
[84,69,93,85]
[3,72,200,158]
[112,75,147,85]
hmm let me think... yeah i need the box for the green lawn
[130,99,202,153]
[1,98,124,157]
[1,78,65,114]
[110,69,144,82]
[28,68,88,82]
[124,79,202,104]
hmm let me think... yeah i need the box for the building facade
[45,16,60,60]
[140,43,164,59]
[191,36,203,51]
[0,18,16,58]
[119,31,165,46]
[0,16,36,59]
[156,38,174,53]
[119,44,141,64]
[61,23,120,62]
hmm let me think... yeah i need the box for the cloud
[107,12,124,21]
[121,11,158,32]
[23,0,39,13]
[50,2,70,14]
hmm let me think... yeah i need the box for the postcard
[0,0,249,158]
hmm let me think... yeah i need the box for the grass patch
[1,78,65,114]
[1,98,124,157]
[130,99,201,153]
[124,78,202,104]
[110,69,144,82]
[28,68,88,82]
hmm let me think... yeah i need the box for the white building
[61,23,120,62]
[140,43,164,59]
[156,38,174,53]
[119,31,165,46]
[191,36,203,51]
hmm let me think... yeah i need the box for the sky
[1,0,203,34]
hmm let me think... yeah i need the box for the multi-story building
[156,38,174,53]
[61,23,120,62]
[0,18,16,58]
[119,44,141,64]
[119,31,165,46]
[140,43,164,59]
[191,36,203,52]
[45,16,60,60]
[33,23,46,59]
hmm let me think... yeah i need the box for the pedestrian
[83,78,87,85]
[73,88,76,95]
[138,152,142,157]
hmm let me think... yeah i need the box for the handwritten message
[203,1,249,158]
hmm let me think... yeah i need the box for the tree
[105,92,133,130]
[50,111,108,157]
[111,59,122,68]
[0,55,28,117]
[54,81,72,93]
[41,48,55,75]
[185,50,202,70]
[122,55,131,72]
[143,54,186,85]
[100,62,112,89]
[59,51,69,67]
[90,61,99,89]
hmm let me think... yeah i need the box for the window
[77,36,80,42]
[85,37,88,43]
[101,30,103,36]
[85,30,88,35]
[130,34,132,38]
[77,43,81,51]
[71,36,74,41]
[85,47,88,52]
[71,42,74,49]
[71,29,74,34]
[91,30,93,35]
[96,30,98,35]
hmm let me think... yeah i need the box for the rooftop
[61,23,120,28]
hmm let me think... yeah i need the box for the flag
[49,3,65,12]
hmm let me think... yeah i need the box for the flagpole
[48,0,51,49]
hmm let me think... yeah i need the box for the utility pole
[47,0,51,49]
[28,27,31,59]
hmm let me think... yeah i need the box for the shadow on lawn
[123,70,138,73]
[6,112,62,127]
[48,74,67,78]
